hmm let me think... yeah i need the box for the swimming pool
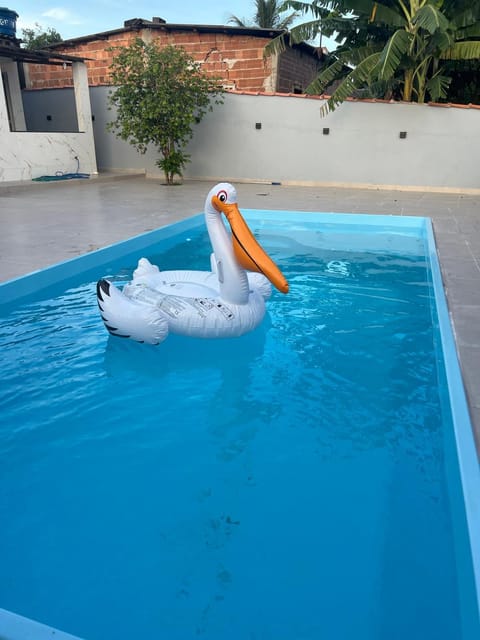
[0,210,479,640]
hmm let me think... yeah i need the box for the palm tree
[228,0,298,29]
[266,0,480,113]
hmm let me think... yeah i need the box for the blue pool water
[0,212,479,640]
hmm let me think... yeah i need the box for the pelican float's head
[209,183,289,294]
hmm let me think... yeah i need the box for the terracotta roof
[226,89,480,110]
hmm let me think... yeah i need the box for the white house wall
[0,62,97,182]
[0,130,97,182]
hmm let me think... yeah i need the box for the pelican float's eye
[217,190,228,203]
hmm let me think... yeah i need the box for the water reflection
[103,318,272,462]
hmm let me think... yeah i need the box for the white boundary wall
[184,93,480,193]
[26,87,480,192]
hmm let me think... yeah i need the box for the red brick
[25,24,319,93]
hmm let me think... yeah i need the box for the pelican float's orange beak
[212,196,289,294]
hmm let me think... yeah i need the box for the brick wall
[25,28,285,92]
[276,47,321,93]
[25,25,321,93]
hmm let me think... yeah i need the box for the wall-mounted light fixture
[399,131,407,139]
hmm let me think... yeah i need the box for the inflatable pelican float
[97,183,289,344]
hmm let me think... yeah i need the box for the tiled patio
[0,174,479,451]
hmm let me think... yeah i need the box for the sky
[10,0,336,49]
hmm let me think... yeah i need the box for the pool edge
[425,218,480,633]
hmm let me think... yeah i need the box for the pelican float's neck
[205,204,251,305]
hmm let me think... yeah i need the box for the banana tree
[266,0,480,113]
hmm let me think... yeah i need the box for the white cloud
[17,17,40,32]
[42,7,83,25]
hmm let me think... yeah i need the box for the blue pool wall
[0,608,84,640]
[1,210,479,637]
[424,220,480,634]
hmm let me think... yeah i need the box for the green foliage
[21,23,62,49]
[228,0,298,29]
[374,29,412,81]
[443,58,480,103]
[266,0,480,111]
[107,39,224,184]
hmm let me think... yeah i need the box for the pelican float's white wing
[96,279,169,345]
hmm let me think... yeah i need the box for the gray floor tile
[440,256,480,279]
[451,305,480,347]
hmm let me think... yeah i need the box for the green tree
[21,23,62,49]
[267,0,480,112]
[107,39,224,184]
[229,0,298,29]
[444,59,480,104]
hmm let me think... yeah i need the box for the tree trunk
[403,68,414,102]
[416,59,431,104]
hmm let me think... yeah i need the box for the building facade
[0,7,97,182]
[24,17,323,94]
